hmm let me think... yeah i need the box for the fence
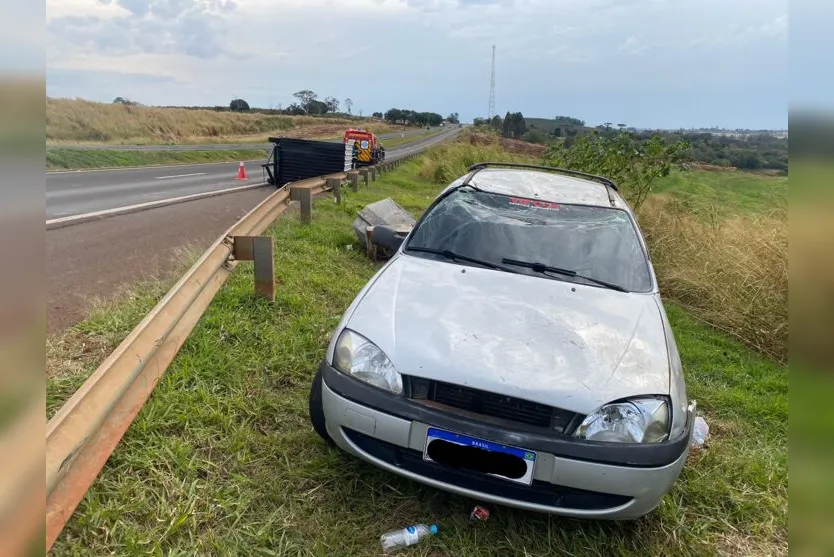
[44,153,420,552]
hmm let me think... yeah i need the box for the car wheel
[308,369,334,445]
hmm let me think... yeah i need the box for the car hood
[344,254,670,414]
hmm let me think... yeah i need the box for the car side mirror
[368,224,413,259]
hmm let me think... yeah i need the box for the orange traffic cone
[236,161,247,181]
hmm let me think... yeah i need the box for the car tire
[308,369,334,445]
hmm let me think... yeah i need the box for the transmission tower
[487,45,496,120]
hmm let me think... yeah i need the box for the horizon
[46,0,788,131]
[47,95,789,133]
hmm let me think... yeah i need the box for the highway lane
[46,125,462,333]
[46,126,462,219]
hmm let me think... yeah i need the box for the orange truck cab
[343,128,385,167]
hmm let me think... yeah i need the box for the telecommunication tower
[487,45,496,120]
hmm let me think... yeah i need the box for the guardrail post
[232,236,275,301]
[349,172,359,192]
[327,177,342,204]
[298,186,312,223]
[360,168,370,187]
[369,168,377,181]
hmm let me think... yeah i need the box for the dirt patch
[498,137,547,157]
[466,131,547,157]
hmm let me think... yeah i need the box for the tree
[324,96,339,113]
[229,98,250,112]
[501,112,526,138]
[344,97,353,114]
[113,96,138,106]
[293,90,318,113]
[372,111,383,119]
[446,112,460,124]
[542,129,691,211]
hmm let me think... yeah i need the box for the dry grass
[417,131,540,184]
[637,195,788,362]
[46,98,398,145]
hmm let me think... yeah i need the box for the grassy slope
[46,98,398,145]
[45,148,271,170]
[651,169,788,217]
[47,163,787,556]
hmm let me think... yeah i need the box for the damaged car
[308,162,695,519]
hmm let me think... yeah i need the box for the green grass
[651,169,788,217]
[46,162,787,556]
[45,148,270,170]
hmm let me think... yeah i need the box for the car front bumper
[319,363,694,519]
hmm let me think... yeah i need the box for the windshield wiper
[501,258,629,292]
[407,246,518,273]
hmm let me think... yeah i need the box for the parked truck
[343,128,385,167]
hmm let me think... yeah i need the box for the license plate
[422,427,537,485]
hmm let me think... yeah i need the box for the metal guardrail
[44,154,419,552]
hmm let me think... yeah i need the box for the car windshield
[404,187,654,292]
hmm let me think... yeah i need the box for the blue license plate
[422,427,537,485]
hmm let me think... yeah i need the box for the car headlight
[574,397,670,443]
[332,329,403,395]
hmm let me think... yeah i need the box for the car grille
[405,377,580,433]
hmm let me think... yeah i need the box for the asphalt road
[46,126,462,219]
[46,125,462,333]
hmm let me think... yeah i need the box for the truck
[343,128,385,167]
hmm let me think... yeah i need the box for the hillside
[46,98,400,145]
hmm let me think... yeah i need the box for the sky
[45,0,789,130]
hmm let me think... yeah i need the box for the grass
[45,148,271,170]
[46,98,399,145]
[637,169,788,362]
[47,160,787,556]
[651,169,788,217]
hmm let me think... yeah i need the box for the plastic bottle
[380,523,438,553]
[691,416,709,448]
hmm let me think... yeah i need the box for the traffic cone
[236,161,247,181]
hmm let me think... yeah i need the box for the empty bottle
[691,416,709,448]
[380,523,438,553]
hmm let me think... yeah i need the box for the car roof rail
[466,162,620,202]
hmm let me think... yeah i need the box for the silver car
[308,162,695,519]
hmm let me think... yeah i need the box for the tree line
[473,111,787,172]
[383,108,459,127]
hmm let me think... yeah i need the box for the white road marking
[155,172,207,180]
[46,183,269,230]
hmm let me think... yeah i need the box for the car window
[404,188,654,292]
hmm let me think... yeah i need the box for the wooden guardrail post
[232,236,275,301]
[360,168,370,187]
[349,172,359,192]
[327,177,342,204]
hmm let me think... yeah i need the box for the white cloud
[619,36,646,55]
[46,0,789,128]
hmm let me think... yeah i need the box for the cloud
[45,0,789,129]
[48,0,238,59]
[619,36,647,55]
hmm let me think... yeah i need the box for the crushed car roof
[444,167,631,211]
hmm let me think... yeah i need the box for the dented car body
[308,163,695,519]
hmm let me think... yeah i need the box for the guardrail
[44,154,420,552]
